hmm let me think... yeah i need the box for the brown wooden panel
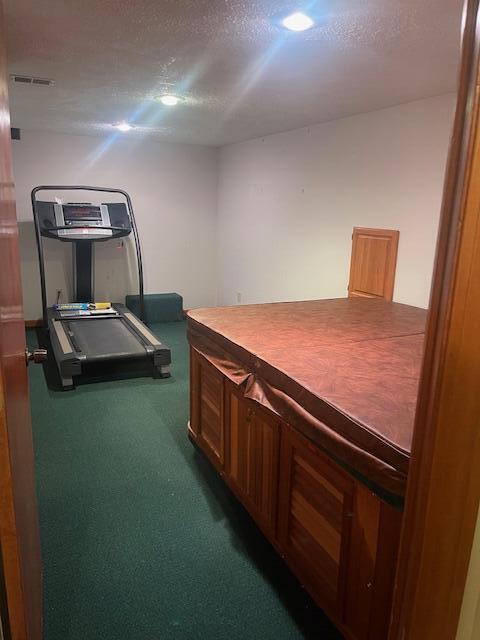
[228,391,242,482]
[343,488,402,640]
[199,364,224,465]
[24,320,43,329]
[254,411,279,529]
[369,503,402,640]
[226,385,280,537]
[278,425,354,615]
[391,2,480,638]
[189,347,200,438]
[190,349,225,469]
[344,485,381,640]
[0,1,43,637]
[348,228,399,301]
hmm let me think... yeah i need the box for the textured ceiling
[5,0,463,146]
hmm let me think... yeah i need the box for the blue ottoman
[125,293,183,323]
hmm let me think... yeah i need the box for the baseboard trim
[25,319,43,328]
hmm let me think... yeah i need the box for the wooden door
[225,384,280,538]
[0,2,43,638]
[278,425,354,618]
[348,228,399,300]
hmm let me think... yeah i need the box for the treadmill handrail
[31,185,145,326]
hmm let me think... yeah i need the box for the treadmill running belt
[66,318,147,360]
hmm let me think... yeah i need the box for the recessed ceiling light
[282,12,314,32]
[159,94,179,107]
[114,121,133,132]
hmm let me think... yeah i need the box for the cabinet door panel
[190,349,224,469]
[348,227,399,300]
[279,428,354,615]
[200,365,224,460]
[344,485,380,639]
[228,391,250,490]
[254,414,278,523]
[226,386,280,537]
[344,489,402,640]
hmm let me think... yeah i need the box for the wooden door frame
[390,0,480,637]
[0,545,11,639]
[0,1,43,638]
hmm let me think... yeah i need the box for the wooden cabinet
[225,384,280,538]
[188,347,402,640]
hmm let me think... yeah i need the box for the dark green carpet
[27,321,341,640]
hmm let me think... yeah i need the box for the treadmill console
[35,201,132,241]
[55,203,112,240]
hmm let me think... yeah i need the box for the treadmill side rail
[51,318,73,354]
[123,311,163,347]
[47,311,84,388]
[120,306,171,366]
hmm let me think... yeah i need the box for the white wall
[14,94,455,320]
[12,131,218,319]
[216,94,455,308]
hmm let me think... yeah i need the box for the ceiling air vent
[10,74,55,87]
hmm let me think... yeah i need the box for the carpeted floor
[27,321,342,640]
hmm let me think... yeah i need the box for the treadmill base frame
[47,303,171,389]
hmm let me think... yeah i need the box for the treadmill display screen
[63,205,103,225]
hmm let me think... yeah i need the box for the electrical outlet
[236,292,242,304]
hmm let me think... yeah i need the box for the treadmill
[32,185,171,389]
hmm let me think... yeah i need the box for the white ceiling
[5,0,464,147]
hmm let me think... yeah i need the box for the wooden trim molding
[390,1,480,638]
[24,320,43,329]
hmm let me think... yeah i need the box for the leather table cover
[187,298,427,497]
